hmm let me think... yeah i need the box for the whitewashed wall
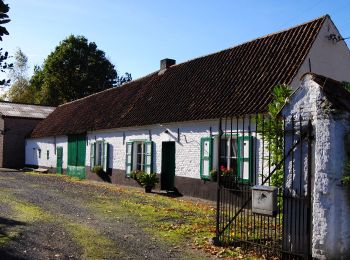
[25,136,68,169]
[25,118,266,181]
[283,74,350,259]
[86,118,260,179]
[291,16,350,89]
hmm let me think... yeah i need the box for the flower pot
[145,185,153,193]
[220,175,238,189]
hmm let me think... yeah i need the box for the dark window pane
[230,139,238,158]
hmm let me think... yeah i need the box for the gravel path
[0,171,213,260]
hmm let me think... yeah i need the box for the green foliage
[92,165,104,174]
[130,170,143,181]
[210,167,237,182]
[30,35,131,106]
[342,159,350,185]
[257,85,292,188]
[0,1,12,86]
[209,169,217,181]
[138,172,159,188]
[342,81,350,93]
[4,49,37,103]
[130,170,159,188]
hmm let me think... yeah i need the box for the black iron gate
[214,115,313,259]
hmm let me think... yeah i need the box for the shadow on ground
[0,217,26,260]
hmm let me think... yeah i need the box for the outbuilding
[0,101,55,169]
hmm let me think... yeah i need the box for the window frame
[200,137,213,180]
[90,140,109,172]
[125,140,153,176]
[200,134,253,182]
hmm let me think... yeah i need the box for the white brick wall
[283,74,350,259]
[25,136,68,169]
[25,119,264,180]
[86,120,221,179]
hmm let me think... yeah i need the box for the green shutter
[144,141,153,174]
[90,142,95,170]
[125,142,133,176]
[103,141,109,172]
[200,137,212,180]
[237,136,253,183]
[56,147,63,174]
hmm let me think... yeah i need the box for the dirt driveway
[0,171,219,260]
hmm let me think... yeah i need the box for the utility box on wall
[251,185,278,216]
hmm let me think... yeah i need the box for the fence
[214,115,313,259]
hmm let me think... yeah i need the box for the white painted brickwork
[86,120,220,179]
[25,136,68,169]
[25,119,263,180]
[283,74,350,259]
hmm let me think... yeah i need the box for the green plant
[92,165,104,175]
[138,172,159,188]
[341,134,350,186]
[130,170,143,182]
[342,160,350,185]
[210,167,237,182]
[342,81,350,93]
[210,169,217,181]
[257,84,292,188]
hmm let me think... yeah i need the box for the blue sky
[2,0,350,80]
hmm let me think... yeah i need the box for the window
[47,150,50,160]
[38,149,41,159]
[90,140,109,172]
[136,143,145,170]
[125,141,153,176]
[219,137,238,173]
[200,135,253,182]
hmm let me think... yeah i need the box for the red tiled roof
[31,16,326,138]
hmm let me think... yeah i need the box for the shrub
[138,172,159,188]
[130,170,144,182]
[92,165,104,174]
[210,169,217,181]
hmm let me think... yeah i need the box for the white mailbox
[251,185,278,216]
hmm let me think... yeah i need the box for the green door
[67,134,86,179]
[161,142,176,191]
[56,147,63,174]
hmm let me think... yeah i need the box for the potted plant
[92,165,104,175]
[219,166,238,188]
[138,172,159,193]
[130,170,143,182]
[210,169,217,182]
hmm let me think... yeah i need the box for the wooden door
[161,142,175,191]
[56,147,63,174]
[67,135,86,178]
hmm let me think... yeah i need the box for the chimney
[160,58,176,70]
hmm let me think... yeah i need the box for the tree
[5,48,36,103]
[0,0,12,86]
[32,35,129,105]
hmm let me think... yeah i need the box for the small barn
[0,101,55,169]
[25,15,350,201]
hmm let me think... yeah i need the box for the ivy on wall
[257,85,292,188]
[342,83,350,185]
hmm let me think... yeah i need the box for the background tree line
[4,35,132,106]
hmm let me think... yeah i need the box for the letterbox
[251,185,278,216]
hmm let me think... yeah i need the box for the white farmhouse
[25,15,350,201]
